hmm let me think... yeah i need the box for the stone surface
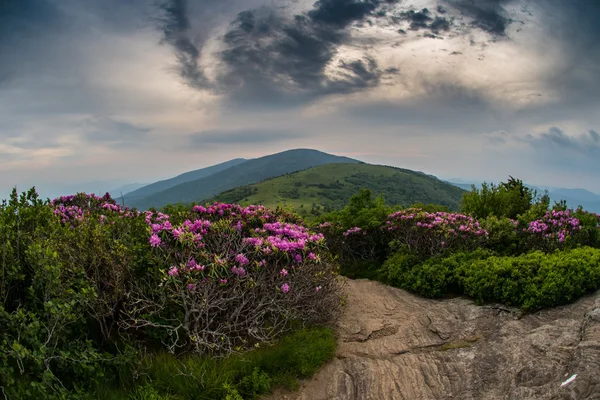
[264,279,600,400]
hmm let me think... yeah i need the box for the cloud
[82,117,151,147]
[482,126,600,177]
[158,0,401,106]
[528,127,600,156]
[442,0,514,36]
[156,0,210,89]
[307,0,392,27]
[187,128,307,146]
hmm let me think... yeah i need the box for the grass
[94,327,337,400]
[211,163,465,219]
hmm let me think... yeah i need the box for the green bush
[315,189,398,277]
[382,249,491,298]
[382,247,600,312]
[461,247,600,312]
[480,216,521,256]
[460,177,549,220]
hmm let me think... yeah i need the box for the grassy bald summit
[212,163,466,217]
[127,149,359,210]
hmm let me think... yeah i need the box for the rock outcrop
[266,279,600,400]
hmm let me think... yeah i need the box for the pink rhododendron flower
[150,234,162,247]
[281,283,290,293]
[235,253,249,265]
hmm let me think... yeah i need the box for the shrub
[315,189,397,277]
[520,209,583,252]
[461,247,600,312]
[122,203,342,356]
[480,216,521,256]
[1,189,341,397]
[381,249,492,298]
[460,177,549,220]
[385,208,488,257]
[0,190,136,399]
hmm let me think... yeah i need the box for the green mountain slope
[129,149,359,210]
[124,158,248,204]
[212,163,466,216]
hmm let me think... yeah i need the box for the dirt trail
[266,279,600,400]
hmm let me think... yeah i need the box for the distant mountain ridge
[123,158,248,203]
[126,149,360,210]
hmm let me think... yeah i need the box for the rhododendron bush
[123,203,341,355]
[385,209,488,256]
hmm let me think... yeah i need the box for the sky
[1,0,599,198]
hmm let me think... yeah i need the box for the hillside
[212,163,466,216]
[123,158,248,204]
[128,149,359,210]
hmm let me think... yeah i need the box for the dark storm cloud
[157,0,211,89]
[442,0,514,36]
[188,128,306,146]
[390,6,453,36]
[158,0,399,106]
[536,0,600,104]
[307,0,395,27]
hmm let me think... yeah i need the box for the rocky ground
[265,279,600,400]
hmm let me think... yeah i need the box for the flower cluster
[525,210,581,245]
[343,227,364,237]
[385,209,488,256]
[51,192,138,225]
[146,203,327,295]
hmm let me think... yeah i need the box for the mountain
[212,163,466,217]
[109,183,147,199]
[546,189,600,213]
[123,158,248,203]
[546,188,600,204]
[128,149,360,210]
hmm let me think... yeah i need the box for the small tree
[460,176,549,220]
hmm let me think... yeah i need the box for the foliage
[382,247,600,312]
[381,249,492,298]
[461,247,600,312]
[385,208,488,257]
[123,203,341,355]
[0,188,341,398]
[460,176,549,220]
[479,216,521,256]
[314,189,397,278]
[132,327,336,400]
[0,190,138,399]
[95,327,336,400]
